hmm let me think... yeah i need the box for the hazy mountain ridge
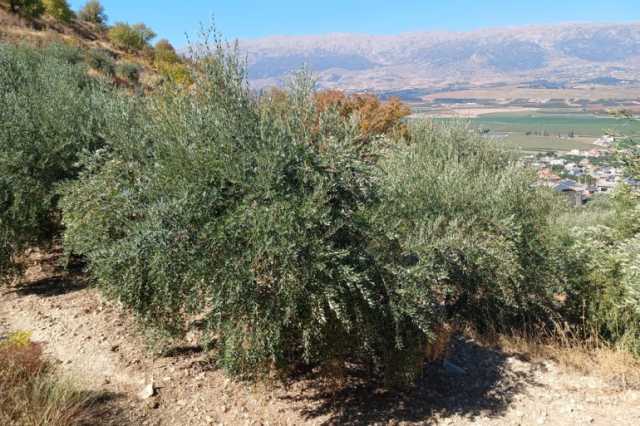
[239,23,640,95]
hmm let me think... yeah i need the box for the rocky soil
[2,248,640,425]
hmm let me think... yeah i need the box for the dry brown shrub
[261,88,411,145]
[314,90,411,142]
[0,332,119,425]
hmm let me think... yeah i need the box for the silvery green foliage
[86,48,115,76]
[60,36,436,385]
[618,235,640,317]
[560,186,640,354]
[0,43,110,277]
[374,121,560,331]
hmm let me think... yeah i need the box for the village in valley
[525,134,639,206]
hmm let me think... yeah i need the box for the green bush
[108,22,155,52]
[62,32,600,384]
[373,121,561,332]
[43,42,84,65]
[157,61,192,85]
[7,0,44,18]
[42,0,73,22]
[154,39,180,64]
[558,186,640,353]
[60,42,436,385]
[86,47,114,76]
[0,43,110,278]
[115,62,141,84]
[552,120,640,353]
[77,0,106,25]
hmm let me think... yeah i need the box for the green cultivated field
[473,112,640,137]
[496,134,597,152]
[434,112,640,153]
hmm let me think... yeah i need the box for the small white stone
[138,383,155,399]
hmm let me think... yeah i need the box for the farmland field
[430,111,640,153]
[473,112,640,137]
[495,134,597,152]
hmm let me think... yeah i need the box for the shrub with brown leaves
[0,331,117,425]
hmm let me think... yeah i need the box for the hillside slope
[0,4,158,86]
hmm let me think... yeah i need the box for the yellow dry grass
[0,330,119,425]
[474,325,640,390]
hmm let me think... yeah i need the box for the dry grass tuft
[424,323,455,363]
[473,323,640,390]
[0,331,119,426]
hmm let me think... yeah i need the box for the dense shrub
[60,30,602,384]
[42,0,73,22]
[86,47,114,76]
[154,38,180,64]
[115,61,141,84]
[264,87,411,146]
[154,39,189,84]
[0,43,110,277]
[77,0,106,25]
[44,42,84,65]
[7,0,44,18]
[558,185,640,353]
[108,22,155,52]
[374,121,561,332]
[554,127,639,349]
[554,129,640,353]
[315,90,411,143]
[157,60,192,85]
[60,41,436,384]
[619,138,640,180]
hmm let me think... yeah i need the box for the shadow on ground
[160,344,204,358]
[78,390,133,426]
[6,249,88,298]
[284,336,539,425]
[8,274,87,298]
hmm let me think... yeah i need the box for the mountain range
[239,23,640,99]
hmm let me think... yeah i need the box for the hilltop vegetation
[0,0,190,87]
[1,22,640,392]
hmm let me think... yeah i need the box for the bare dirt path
[2,249,640,425]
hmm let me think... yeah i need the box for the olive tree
[77,0,107,25]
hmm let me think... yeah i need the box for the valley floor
[1,249,640,425]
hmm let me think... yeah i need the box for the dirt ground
[2,248,640,425]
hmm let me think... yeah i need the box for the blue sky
[68,1,640,47]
